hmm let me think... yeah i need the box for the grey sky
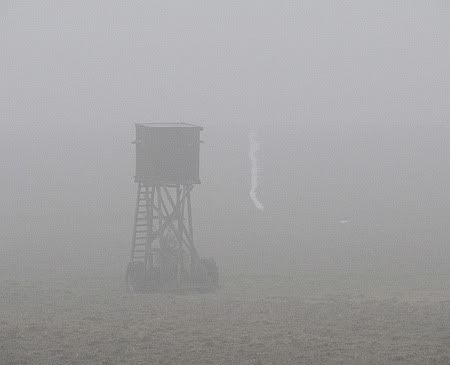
[1,1,449,276]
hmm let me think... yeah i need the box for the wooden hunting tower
[126,123,217,292]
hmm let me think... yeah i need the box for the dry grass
[1,272,450,364]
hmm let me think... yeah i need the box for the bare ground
[1,272,450,364]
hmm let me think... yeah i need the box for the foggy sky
[2,1,449,276]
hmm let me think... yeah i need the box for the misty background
[1,1,449,277]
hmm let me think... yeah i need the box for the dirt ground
[1,272,450,364]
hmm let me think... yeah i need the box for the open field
[1,272,450,364]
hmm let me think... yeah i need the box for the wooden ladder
[130,183,153,265]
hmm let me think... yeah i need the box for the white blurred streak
[249,132,264,211]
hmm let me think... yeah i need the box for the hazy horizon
[2,1,449,278]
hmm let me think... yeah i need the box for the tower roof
[136,122,203,129]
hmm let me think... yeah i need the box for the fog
[3,2,450,364]
[2,1,449,276]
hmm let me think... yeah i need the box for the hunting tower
[126,123,218,292]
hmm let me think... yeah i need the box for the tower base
[126,183,218,293]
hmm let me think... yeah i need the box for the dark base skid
[125,258,219,293]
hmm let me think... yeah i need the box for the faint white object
[249,132,264,211]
